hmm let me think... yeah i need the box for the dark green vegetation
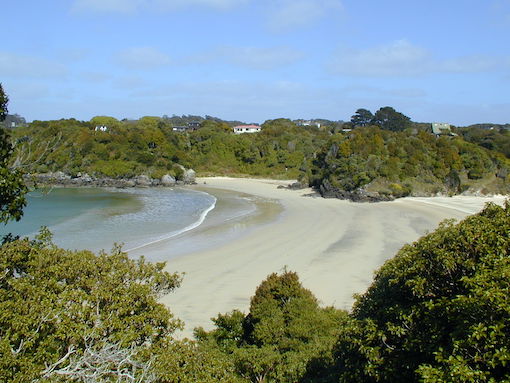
[457,125,510,158]
[8,106,510,199]
[310,127,510,199]
[0,83,27,224]
[11,117,328,181]
[4,203,508,382]
[195,271,348,383]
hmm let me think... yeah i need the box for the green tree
[0,84,27,224]
[351,108,374,127]
[371,106,412,132]
[0,232,182,382]
[0,83,8,121]
[196,271,347,383]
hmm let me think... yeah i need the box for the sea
[0,186,269,261]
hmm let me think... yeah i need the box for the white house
[233,125,261,134]
[95,125,108,132]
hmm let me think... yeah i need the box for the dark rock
[278,181,306,190]
[318,179,394,202]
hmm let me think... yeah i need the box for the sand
[160,177,507,337]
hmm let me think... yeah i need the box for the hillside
[7,116,510,199]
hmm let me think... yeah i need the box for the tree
[371,106,412,132]
[196,271,347,383]
[324,202,510,383]
[351,108,374,127]
[0,84,27,224]
[0,83,8,121]
[0,231,182,382]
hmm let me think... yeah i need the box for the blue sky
[1,0,509,125]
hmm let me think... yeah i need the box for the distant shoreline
[159,177,507,338]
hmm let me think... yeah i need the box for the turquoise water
[0,187,217,254]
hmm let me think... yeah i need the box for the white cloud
[267,0,343,32]
[116,47,171,70]
[329,40,510,77]
[72,0,246,13]
[0,51,68,78]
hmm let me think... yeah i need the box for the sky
[1,0,509,125]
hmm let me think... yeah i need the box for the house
[233,125,262,134]
[3,114,27,129]
[173,121,202,132]
[296,120,321,128]
[95,125,108,132]
[431,123,456,137]
[172,126,189,132]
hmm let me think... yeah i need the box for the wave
[125,192,217,252]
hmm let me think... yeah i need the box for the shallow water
[0,187,217,254]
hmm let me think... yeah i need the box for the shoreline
[128,186,283,261]
[159,177,507,338]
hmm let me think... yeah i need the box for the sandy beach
[160,177,507,337]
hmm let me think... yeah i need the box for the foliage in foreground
[308,202,510,383]
[0,230,178,382]
[0,83,27,224]
[0,230,248,383]
[196,271,348,383]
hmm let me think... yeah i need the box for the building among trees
[431,122,456,136]
[233,124,261,134]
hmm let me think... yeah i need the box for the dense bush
[310,127,510,197]
[10,117,329,180]
[196,271,347,383]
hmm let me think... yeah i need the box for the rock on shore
[318,179,395,202]
[24,169,196,188]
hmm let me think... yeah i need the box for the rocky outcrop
[318,179,394,202]
[277,181,306,190]
[161,174,176,186]
[24,169,196,189]
[183,168,196,184]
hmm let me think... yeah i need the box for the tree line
[6,110,510,199]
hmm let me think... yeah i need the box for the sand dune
[160,177,507,337]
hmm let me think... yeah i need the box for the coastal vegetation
[7,105,510,199]
[310,126,510,200]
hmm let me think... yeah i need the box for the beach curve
[160,177,507,338]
